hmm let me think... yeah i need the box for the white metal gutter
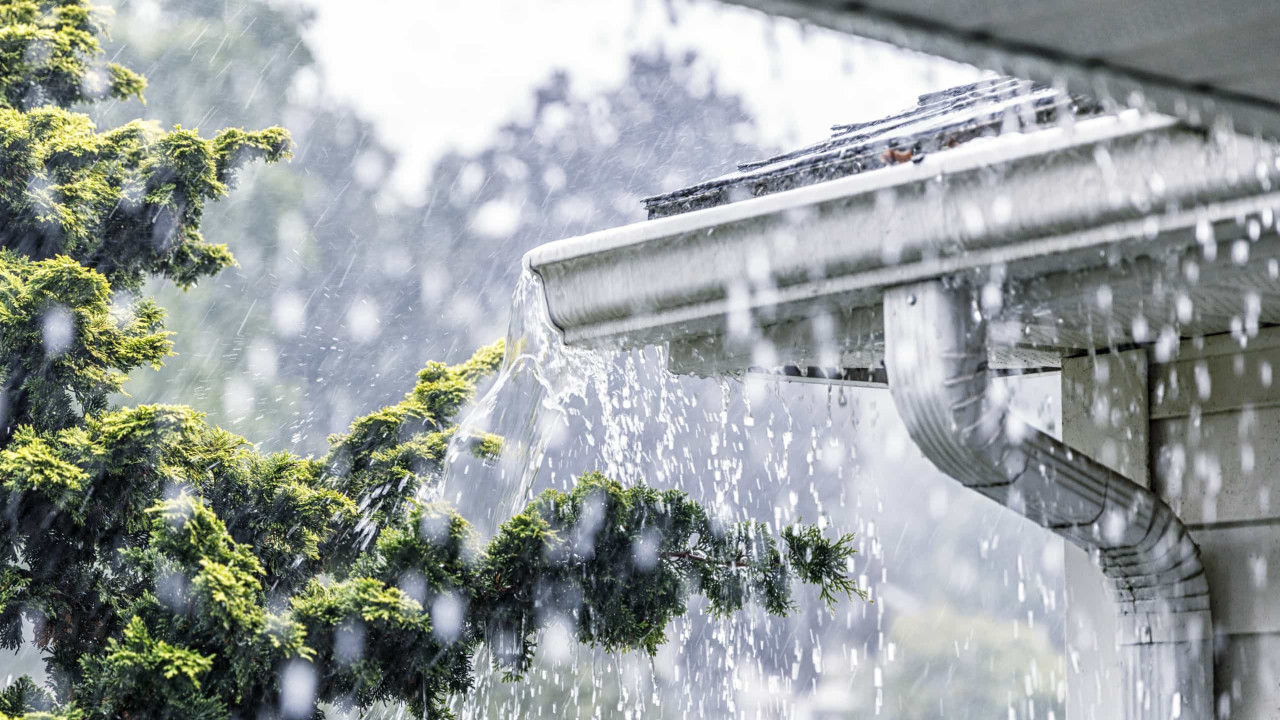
[525,113,1280,358]
[884,279,1212,718]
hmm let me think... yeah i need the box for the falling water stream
[437,268,609,537]
[426,266,1070,719]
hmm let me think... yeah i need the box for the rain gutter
[525,113,1280,355]
[884,279,1211,718]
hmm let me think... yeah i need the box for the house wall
[1150,330,1280,719]
[1063,330,1280,719]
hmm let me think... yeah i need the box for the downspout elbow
[883,280,1212,719]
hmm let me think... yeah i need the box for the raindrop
[280,661,317,718]
[41,305,73,357]
[432,593,465,643]
[1232,240,1250,265]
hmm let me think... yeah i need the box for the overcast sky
[299,0,982,199]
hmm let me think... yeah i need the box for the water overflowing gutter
[883,280,1211,718]
[523,111,1280,717]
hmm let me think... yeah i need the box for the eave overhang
[719,0,1280,141]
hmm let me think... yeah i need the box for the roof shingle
[643,77,1100,219]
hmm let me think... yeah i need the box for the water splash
[438,268,608,537]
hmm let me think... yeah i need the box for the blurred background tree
[862,608,1064,718]
[101,0,758,454]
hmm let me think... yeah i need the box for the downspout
[883,280,1212,719]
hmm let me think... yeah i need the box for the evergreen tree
[0,3,862,718]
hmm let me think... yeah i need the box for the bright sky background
[299,0,983,199]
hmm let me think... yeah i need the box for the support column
[1062,349,1149,720]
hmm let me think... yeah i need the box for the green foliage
[475,473,841,676]
[0,252,171,440]
[0,0,291,293]
[0,105,290,291]
[0,3,865,719]
[291,577,467,716]
[783,522,867,608]
[79,617,219,719]
[0,675,55,715]
[0,0,144,111]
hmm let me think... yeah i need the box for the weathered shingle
[643,77,1100,219]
